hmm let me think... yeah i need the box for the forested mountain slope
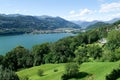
[0,14,80,35]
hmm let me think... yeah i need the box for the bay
[0,33,74,55]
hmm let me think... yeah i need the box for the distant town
[32,28,82,34]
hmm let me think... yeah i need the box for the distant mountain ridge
[0,14,80,35]
[86,22,109,30]
[0,14,80,29]
[105,18,120,23]
[73,20,99,29]
[72,18,120,29]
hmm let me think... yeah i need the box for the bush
[20,75,29,80]
[0,65,19,80]
[61,74,68,80]
[37,69,44,76]
[54,69,58,72]
[61,63,79,80]
[106,68,120,80]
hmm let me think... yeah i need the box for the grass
[17,64,65,80]
[17,61,120,80]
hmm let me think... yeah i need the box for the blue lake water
[0,33,74,55]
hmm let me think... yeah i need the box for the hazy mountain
[72,17,120,29]
[0,14,24,17]
[105,18,120,24]
[72,20,99,29]
[87,22,110,30]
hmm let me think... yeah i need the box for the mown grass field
[17,61,120,80]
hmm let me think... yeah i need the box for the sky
[0,0,120,21]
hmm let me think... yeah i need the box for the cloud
[63,8,95,21]
[69,8,93,17]
[79,8,92,16]
[110,13,120,19]
[63,4,120,21]
[69,10,75,14]
[99,2,120,13]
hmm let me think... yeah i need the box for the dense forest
[0,20,120,80]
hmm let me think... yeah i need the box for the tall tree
[3,46,30,70]
[32,43,50,66]
[107,30,120,50]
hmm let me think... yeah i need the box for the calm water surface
[0,33,74,55]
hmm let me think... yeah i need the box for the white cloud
[79,8,92,16]
[99,2,120,13]
[68,8,93,17]
[69,10,75,14]
[63,4,120,21]
[109,13,120,19]
[63,8,95,21]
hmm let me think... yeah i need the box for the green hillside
[17,61,120,80]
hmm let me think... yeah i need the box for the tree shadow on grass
[74,72,91,79]
[39,74,47,77]
[61,72,93,80]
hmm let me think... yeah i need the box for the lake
[0,33,75,55]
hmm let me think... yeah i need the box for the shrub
[0,65,19,80]
[61,74,68,80]
[20,75,29,80]
[54,69,58,72]
[37,69,44,76]
[106,68,120,80]
[61,63,79,80]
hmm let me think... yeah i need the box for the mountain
[72,20,99,29]
[0,14,80,35]
[72,18,120,29]
[86,22,109,30]
[89,18,120,29]
[105,18,120,24]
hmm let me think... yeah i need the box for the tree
[37,69,44,76]
[87,44,102,60]
[114,48,120,60]
[20,75,29,80]
[0,65,19,80]
[3,46,30,70]
[74,46,88,64]
[50,38,74,63]
[43,53,53,63]
[61,63,79,80]
[0,55,3,65]
[107,30,120,50]
[106,68,120,80]
[65,63,79,77]
[32,43,50,66]
[86,30,100,44]
[108,48,120,62]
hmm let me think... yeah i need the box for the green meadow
[17,61,120,80]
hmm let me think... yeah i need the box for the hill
[72,18,120,29]
[105,18,120,23]
[17,61,120,80]
[0,14,80,35]
[72,20,99,29]
[86,22,109,30]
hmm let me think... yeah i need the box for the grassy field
[17,61,120,80]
